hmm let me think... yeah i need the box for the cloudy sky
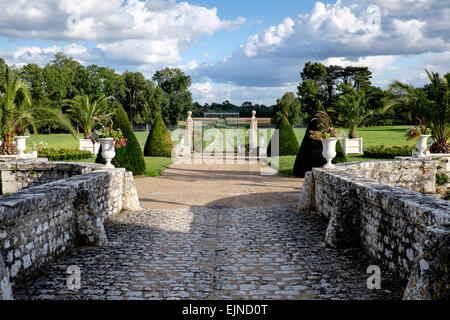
[0,0,449,105]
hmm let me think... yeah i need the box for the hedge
[38,148,92,161]
[363,145,414,159]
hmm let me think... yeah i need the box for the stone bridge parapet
[298,158,449,300]
[0,159,140,299]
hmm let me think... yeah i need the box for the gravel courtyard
[14,158,403,300]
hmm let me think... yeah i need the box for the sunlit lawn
[269,125,415,176]
[27,132,173,177]
[26,125,414,177]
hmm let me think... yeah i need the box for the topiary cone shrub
[293,119,346,178]
[267,114,300,157]
[96,105,146,175]
[144,114,174,158]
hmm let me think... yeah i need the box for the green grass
[144,157,173,176]
[26,132,174,177]
[27,131,153,150]
[25,125,415,177]
[267,125,415,176]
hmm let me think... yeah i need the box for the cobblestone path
[14,203,403,300]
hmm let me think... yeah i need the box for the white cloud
[194,0,449,89]
[242,17,295,57]
[191,80,295,106]
[0,0,246,65]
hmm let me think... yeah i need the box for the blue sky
[0,0,449,105]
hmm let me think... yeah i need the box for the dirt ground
[135,155,303,210]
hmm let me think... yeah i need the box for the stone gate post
[250,110,258,155]
[186,111,193,152]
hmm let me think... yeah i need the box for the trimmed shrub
[96,106,146,175]
[293,120,346,178]
[267,115,299,156]
[38,148,92,161]
[363,145,414,159]
[144,114,174,157]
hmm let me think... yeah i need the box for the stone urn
[415,135,431,158]
[14,136,29,158]
[100,138,116,168]
[322,137,338,169]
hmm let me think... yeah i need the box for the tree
[328,84,373,138]
[144,114,174,157]
[120,71,148,126]
[19,63,46,102]
[152,67,193,125]
[43,52,81,102]
[142,86,169,126]
[65,94,112,139]
[267,114,299,156]
[384,70,450,153]
[298,79,325,123]
[294,62,346,177]
[271,92,302,126]
[0,66,75,153]
[95,105,146,175]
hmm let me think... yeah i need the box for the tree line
[0,53,193,132]
[0,54,435,137]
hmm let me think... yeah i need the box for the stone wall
[0,160,140,299]
[0,159,105,195]
[298,158,449,300]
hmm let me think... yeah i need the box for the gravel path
[13,159,403,300]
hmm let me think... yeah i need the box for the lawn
[268,125,415,176]
[25,125,414,177]
[26,132,173,177]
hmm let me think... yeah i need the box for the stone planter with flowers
[91,124,128,168]
[309,110,341,169]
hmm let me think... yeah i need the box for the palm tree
[65,94,112,139]
[0,66,75,154]
[329,86,373,138]
[383,70,450,153]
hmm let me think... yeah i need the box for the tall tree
[271,92,302,125]
[120,71,148,126]
[152,67,193,125]
[19,63,46,102]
